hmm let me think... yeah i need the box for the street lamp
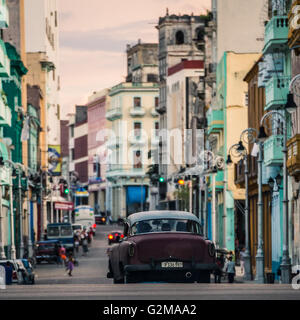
[260,110,291,284]
[0,157,6,259]
[227,128,259,281]
[14,163,25,259]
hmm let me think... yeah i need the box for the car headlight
[208,242,215,257]
[128,243,135,257]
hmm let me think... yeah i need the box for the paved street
[0,224,299,300]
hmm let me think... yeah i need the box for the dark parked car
[34,240,60,264]
[107,230,124,245]
[107,211,217,284]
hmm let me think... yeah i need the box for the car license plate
[161,262,183,268]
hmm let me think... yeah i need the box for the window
[133,150,142,168]
[70,125,74,138]
[134,122,141,137]
[175,31,184,45]
[155,121,159,137]
[155,97,159,108]
[134,97,141,108]
[131,219,202,235]
[47,226,59,237]
[61,225,73,237]
[71,148,75,160]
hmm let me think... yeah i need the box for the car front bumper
[124,262,218,273]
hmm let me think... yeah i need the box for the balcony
[106,107,122,121]
[287,134,300,180]
[128,135,147,146]
[265,76,289,110]
[263,134,284,167]
[129,107,146,117]
[263,16,288,54]
[0,1,9,28]
[0,40,10,77]
[206,109,224,136]
[0,93,11,127]
[106,137,122,149]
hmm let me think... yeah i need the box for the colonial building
[156,12,206,207]
[287,0,300,272]
[87,89,111,215]
[106,41,159,220]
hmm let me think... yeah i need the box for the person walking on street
[66,254,75,276]
[214,257,223,283]
[225,256,236,283]
[74,233,80,255]
[4,262,13,285]
[239,247,246,275]
[82,235,88,256]
[59,244,66,267]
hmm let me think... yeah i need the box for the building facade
[87,89,110,215]
[106,42,159,220]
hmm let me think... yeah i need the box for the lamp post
[259,110,291,283]
[0,157,5,259]
[14,163,25,259]
[4,159,16,260]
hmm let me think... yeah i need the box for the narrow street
[1,224,300,300]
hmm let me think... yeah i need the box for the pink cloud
[58,0,211,119]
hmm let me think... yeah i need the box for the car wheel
[197,271,211,283]
[113,278,125,284]
[125,272,137,284]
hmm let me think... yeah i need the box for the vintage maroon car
[107,211,217,283]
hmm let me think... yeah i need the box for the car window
[131,219,202,235]
[61,226,73,236]
[48,226,59,237]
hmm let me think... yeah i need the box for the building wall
[216,0,265,62]
[226,52,261,199]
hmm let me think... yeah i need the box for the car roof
[37,240,60,244]
[126,211,201,225]
[47,223,72,226]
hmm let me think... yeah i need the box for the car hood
[131,233,207,263]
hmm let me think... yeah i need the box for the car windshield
[72,225,81,230]
[131,219,202,235]
[61,226,73,236]
[48,226,59,237]
[37,244,55,250]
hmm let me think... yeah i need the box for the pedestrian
[74,234,80,254]
[59,244,66,266]
[66,254,74,276]
[239,247,246,275]
[4,262,13,285]
[82,236,88,256]
[225,256,236,283]
[88,227,93,244]
[214,256,223,283]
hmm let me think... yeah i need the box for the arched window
[196,28,204,41]
[175,30,184,45]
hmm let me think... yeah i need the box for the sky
[58,0,211,119]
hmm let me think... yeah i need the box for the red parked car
[107,231,124,245]
[107,211,217,284]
